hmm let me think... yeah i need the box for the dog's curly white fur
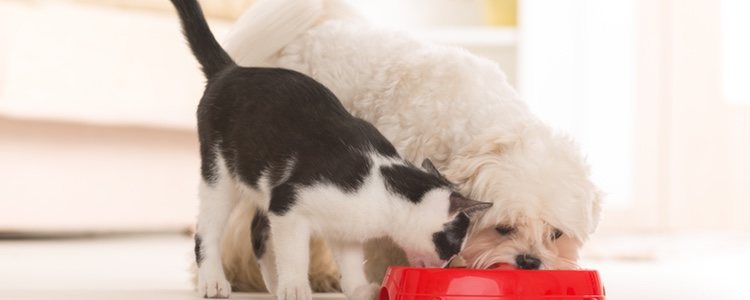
[212,0,602,292]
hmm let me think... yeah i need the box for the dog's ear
[422,158,441,177]
[449,192,492,217]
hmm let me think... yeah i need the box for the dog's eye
[495,225,515,235]
[551,229,563,240]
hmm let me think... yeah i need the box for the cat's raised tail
[170,0,235,79]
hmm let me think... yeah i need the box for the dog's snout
[515,254,541,270]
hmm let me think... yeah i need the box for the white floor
[0,235,342,300]
[1,234,749,300]
[1,291,344,300]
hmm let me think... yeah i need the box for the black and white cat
[170,1,492,299]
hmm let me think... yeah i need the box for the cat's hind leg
[251,210,280,294]
[195,173,238,298]
[328,242,379,300]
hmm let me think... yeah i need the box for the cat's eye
[551,229,563,240]
[495,225,515,235]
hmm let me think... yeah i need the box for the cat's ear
[449,192,492,217]
[422,158,441,177]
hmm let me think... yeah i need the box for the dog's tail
[223,0,362,67]
[170,0,235,79]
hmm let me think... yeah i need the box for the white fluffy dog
[212,0,602,292]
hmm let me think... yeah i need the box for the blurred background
[1,0,749,299]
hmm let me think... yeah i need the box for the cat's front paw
[350,283,380,300]
[276,280,312,300]
[198,274,232,298]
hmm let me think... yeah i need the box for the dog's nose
[515,254,541,270]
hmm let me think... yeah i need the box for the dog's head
[444,125,602,270]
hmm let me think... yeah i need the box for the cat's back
[208,67,349,118]
[200,66,398,158]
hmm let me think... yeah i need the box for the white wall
[665,0,750,232]
[0,117,199,232]
[0,1,222,231]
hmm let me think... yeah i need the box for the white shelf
[415,26,517,47]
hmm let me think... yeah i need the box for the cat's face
[394,160,492,268]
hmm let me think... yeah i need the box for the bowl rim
[386,266,600,273]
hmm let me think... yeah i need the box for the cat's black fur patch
[194,234,204,265]
[381,164,452,203]
[199,144,218,184]
[251,210,270,259]
[432,212,471,260]
[268,183,297,215]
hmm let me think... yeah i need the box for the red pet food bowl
[379,265,605,300]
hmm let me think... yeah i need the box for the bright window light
[722,0,750,105]
[524,0,635,207]
[579,1,635,208]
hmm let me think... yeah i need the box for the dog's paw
[350,283,380,300]
[276,280,312,300]
[198,275,231,298]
